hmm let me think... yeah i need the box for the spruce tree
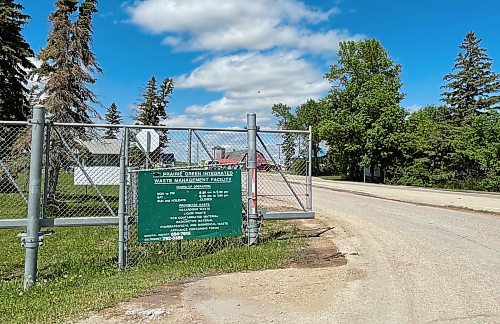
[0,0,34,120]
[35,0,101,123]
[33,0,101,202]
[441,31,500,124]
[103,103,122,139]
[134,76,174,164]
[135,76,174,126]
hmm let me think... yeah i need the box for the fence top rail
[0,121,29,126]
[259,129,309,134]
[51,122,249,132]
[1,120,310,134]
[52,122,311,134]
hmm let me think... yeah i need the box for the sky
[21,0,500,128]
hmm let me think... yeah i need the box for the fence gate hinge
[17,231,54,247]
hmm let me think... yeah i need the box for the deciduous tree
[272,103,295,169]
[320,39,405,181]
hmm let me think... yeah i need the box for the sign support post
[246,113,259,245]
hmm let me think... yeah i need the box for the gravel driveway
[81,183,500,323]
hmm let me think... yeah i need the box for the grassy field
[0,224,304,323]
[0,171,306,323]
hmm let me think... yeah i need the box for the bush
[291,158,307,175]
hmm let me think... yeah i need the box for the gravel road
[82,182,500,323]
[312,186,500,323]
[312,178,500,214]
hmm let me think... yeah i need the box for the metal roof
[81,139,121,155]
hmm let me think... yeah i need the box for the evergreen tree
[33,0,101,202]
[103,102,122,139]
[135,76,174,126]
[35,0,101,123]
[134,76,174,164]
[441,31,500,124]
[0,0,34,120]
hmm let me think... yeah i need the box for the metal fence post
[307,126,313,211]
[247,113,259,245]
[145,131,151,169]
[23,104,45,290]
[188,129,192,166]
[118,128,127,269]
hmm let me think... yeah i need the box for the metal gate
[0,105,314,289]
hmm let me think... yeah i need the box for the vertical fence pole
[118,128,127,269]
[23,105,45,290]
[124,128,129,265]
[247,113,259,245]
[187,129,192,166]
[307,126,313,211]
[145,132,151,169]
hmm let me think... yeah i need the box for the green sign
[137,169,243,243]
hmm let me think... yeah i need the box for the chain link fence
[124,128,251,267]
[0,123,31,221]
[256,131,309,213]
[0,109,313,285]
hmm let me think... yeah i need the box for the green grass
[0,223,305,324]
[0,171,119,220]
[1,171,306,323]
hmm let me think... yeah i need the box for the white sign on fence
[74,166,120,185]
[136,129,160,152]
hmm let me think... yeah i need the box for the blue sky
[22,0,500,128]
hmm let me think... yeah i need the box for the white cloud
[177,52,328,124]
[126,0,359,53]
[125,0,364,127]
[25,57,48,103]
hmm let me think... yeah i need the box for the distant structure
[225,150,270,170]
[81,138,121,166]
[212,146,226,159]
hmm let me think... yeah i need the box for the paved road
[313,185,500,323]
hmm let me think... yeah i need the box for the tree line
[273,33,499,191]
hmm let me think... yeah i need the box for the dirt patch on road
[291,235,347,268]
[291,218,347,268]
[78,219,347,323]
